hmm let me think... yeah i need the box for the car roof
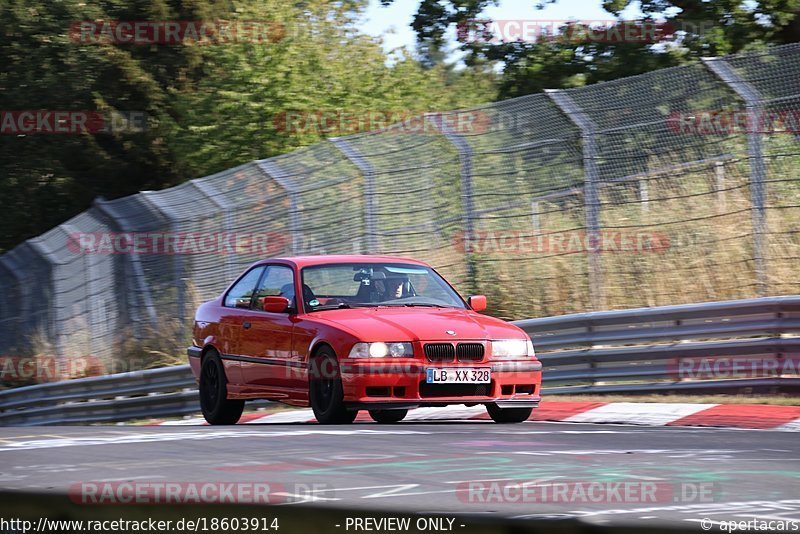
[256,254,431,269]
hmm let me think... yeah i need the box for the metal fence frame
[1,45,798,364]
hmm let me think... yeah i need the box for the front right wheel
[368,409,408,423]
[485,403,532,423]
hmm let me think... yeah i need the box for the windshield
[300,263,467,311]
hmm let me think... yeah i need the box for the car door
[219,265,266,386]
[238,264,297,393]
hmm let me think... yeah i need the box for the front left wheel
[199,351,244,425]
[310,346,357,424]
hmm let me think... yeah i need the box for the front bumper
[339,359,542,407]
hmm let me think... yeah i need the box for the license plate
[426,367,491,384]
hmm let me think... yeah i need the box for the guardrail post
[715,161,726,214]
[703,57,768,296]
[431,114,477,292]
[92,198,158,332]
[531,201,541,231]
[330,138,379,254]
[546,90,604,310]
[257,160,302,254]
[640,179,649,213]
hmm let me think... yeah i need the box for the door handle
[243,322,251,329]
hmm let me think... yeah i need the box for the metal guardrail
[1,296,798,425]
[0,366,198,425]
[517,295,800,395]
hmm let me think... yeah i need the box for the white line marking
[0,429,428,452]
[361,484,421,499]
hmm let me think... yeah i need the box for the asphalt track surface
[0,420,798,529]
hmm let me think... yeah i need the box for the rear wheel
[485,403,532,423]
[310,346,357,424]
[368,409,408,423]
[199,351,244,425]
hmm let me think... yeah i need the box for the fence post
[92,198,158,332]
[58,222,103,360]
[329,138,379,254]
[431,114,477,292]
[139,192,185,322]
[190,179,235,282]
[0,256,24,351]
[257,160,302,254]
[23,238,64,361]
[546,90,604,310]
[703,57,768,296]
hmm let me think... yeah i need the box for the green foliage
[0,0,497,251]
[383,0,800,98]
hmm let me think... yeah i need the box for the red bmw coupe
[188,255,542,424]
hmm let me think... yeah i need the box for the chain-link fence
[1,44,799,377]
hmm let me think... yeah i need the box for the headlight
[349,342,414,358]
[491,339,535,359]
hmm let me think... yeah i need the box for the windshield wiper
[309,303,352,311]
[401,303,451,308]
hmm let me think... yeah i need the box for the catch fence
[1,44,798,373]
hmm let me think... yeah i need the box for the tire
[485,403,532,423]
[199,351,244,425]
[310,346,357,424]
[368,409,408,423]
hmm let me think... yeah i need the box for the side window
[224,267,265,308]
[253,265,295,311]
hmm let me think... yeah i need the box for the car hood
[309,307,526,342]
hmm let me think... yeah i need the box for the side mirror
[262,296,291,313]
[234,297,252,309]
[468,295,487,312]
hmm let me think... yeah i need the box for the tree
[382,0,800,98]
[170,0,498,178]
[0,0,497,252]
[0,0,224,251]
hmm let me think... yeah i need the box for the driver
[381,276,407,300]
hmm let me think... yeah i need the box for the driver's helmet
[382,276,409,299]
